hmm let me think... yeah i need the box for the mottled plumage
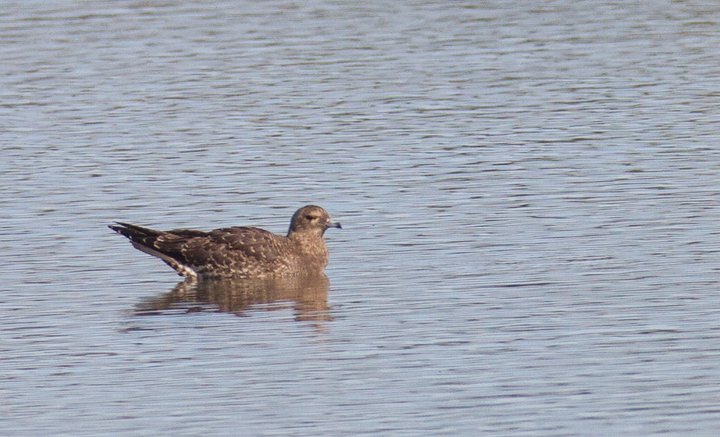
[109,205,341,278]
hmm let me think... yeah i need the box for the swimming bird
[109,205,341,279]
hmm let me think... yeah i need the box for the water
[2,1,720,435]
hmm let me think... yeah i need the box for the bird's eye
[305,215,315,221]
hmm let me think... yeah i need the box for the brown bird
[109,205,341,279]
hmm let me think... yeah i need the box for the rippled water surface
[2,1,720,435]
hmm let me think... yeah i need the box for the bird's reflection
[134,274,332,323]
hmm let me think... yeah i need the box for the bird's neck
[288,231,329,262]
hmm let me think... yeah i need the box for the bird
[109,205,341,279]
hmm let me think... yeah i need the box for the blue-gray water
[2,1,720,435]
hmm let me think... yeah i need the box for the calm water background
[2,1,720,435]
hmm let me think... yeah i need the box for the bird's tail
[108,222,198,277]
[108,222,162,247]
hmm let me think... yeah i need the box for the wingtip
[108,222,129,233]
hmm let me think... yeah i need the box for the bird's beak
[327,219,342,230]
